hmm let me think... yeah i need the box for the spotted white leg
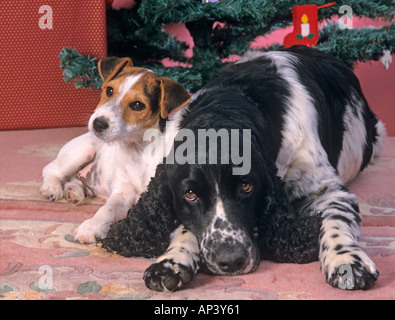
[311,186,379,290]
[143,225,200,292]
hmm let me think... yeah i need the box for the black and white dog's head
[165,155,262,275]
[159,88,281,275]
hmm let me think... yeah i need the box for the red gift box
[0,1,107,130]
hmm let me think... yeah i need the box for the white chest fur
[79,139,159,203]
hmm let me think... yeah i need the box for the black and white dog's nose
[216,247,247,273]
[93,117,109,132]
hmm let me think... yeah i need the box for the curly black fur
[101,164,178,258]
[258,178,321,264]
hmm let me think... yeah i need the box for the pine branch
[59,48,102,90]
[149,65,203,92]
[106,7,188,65]
[316,23,395,67]
[326,0,394,20]
[59,48,203,92]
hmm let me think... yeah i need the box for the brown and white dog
[40,57,190,243]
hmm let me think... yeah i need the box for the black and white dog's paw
[327,261,379,290]
[143,259,195,292]
[324,251,379,290]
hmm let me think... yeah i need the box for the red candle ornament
[284,2,336,48]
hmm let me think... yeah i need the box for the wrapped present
[0,1,107,130]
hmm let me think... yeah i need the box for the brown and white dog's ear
[158,78,191,119]
[98,57,133,85]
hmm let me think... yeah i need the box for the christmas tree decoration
[381,49,392,70]
[315,23,394,68]
[60,48,102,90]
[283,2,336,48]
[60,0,395,92]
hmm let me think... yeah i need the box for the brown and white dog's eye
[129,101,146,111]
[184,190,199,201]
[240,182,253,194]
[106,86,114,97]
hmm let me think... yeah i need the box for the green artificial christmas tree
[61,0,394,92]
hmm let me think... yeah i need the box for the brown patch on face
[95,68,162,128]
[120,72,161,128]
[96,75,123,109]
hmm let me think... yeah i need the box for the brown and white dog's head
[89,57,191,142]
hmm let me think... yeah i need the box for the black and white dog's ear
[101,163,177,258]
[258,169,321,264]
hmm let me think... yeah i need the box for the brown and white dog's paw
[73,217,111,244]
[40,179,64,202]
[64,180,85,205]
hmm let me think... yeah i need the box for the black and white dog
[102,46,385,291]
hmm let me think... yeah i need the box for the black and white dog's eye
[184,190,199,202]
[129,101,146,111]
[240,182,253,194]
[106,86,114,97]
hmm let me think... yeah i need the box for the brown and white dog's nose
[93,117,109,132]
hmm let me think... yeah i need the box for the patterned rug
[1,127,394,300]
